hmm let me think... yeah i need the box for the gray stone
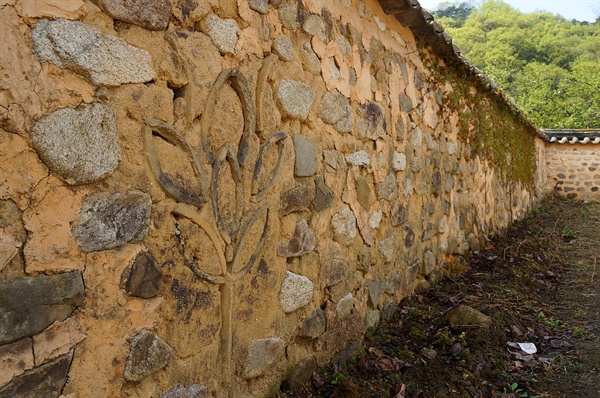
[349,67,357,85]
[125,252,162,299]
[425,133,437,150]
[392,204,408,226]
[365,310,380,330]
[299,309,326,338]
[300,42,321,75]
[277,80,315,120]
[280,271,313,313]
[0,272,84,345]
[409,127,423,147]
[428,269,444,285]
[421,221,433,241]
[356,102,386,141]
[314,178,333,212]
[345,150,370,167]
[377,173,398,201]
[319,90,353,133]
[283,356,317,392]
[323,149,345,172]
[403,177,414,197]
[447,141,456,155]
[357,245,371,271]
[292,135,317,177]
[381,301,397,321]
[331,340,362,365]
[96,0,171,30]
[273,36,293,61]
[404,225,415,248]
[409,157,421,172]
[357,1,371,18]
[431,171,442,197]
[331,204,356,246]
[377,236,396,263]
[323,259,347,287]
[161,384,208,398]
[248,0,268,14]
[366,279,386,308]
[124,329,173,382]
[280,185,310,215]
[201,14,238,54]
[399,93,413,113]
[32,19,155,86]
[336,293,353,320]
[414,279,431,294]
[302,14,326,41]
[278,219,315,258]
[242,338,284,379]
[395,118,405,141]
[444,173,455,193]
[355,176,371,209]
[445,306,491,329]
[421,250,437,275]
[278,4,298,30]
[386,270,401,294]
[73,191,151,252]
[31,103,120,185]
[392,151,406,171]
[0,351,73,398]
[369,210,382,229]
[337,33,352,55]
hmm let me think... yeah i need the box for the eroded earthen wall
[545,144,600,201]
[0,0,544,397]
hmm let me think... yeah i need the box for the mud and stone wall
[545,144,600,201]
[0,0,545,397]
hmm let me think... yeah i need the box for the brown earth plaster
[545,144,600,201]
[0,0,548,396]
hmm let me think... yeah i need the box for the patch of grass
[562,225,577,240]
[503,382,537,398]
[330,372,348,385]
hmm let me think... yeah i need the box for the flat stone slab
[0,351,73,398]
[32,18,156,86]
[0,272,84,345]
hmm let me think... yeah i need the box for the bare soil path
[278,197,600,398]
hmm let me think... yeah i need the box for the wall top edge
[379,0,546,138]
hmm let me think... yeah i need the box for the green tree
[437,0,600,128]
[432,1,476,28]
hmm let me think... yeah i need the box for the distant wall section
[545,144,600,201]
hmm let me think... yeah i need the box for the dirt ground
[278,196,600,398]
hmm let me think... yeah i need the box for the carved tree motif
[144,54,286,395]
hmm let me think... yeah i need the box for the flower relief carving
[143,53,287,392]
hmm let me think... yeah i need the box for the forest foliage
[432,0,600,128]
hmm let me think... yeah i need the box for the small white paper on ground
[517,342,537,354]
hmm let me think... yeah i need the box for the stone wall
[0,0,545,397]
[545,144,600,201]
